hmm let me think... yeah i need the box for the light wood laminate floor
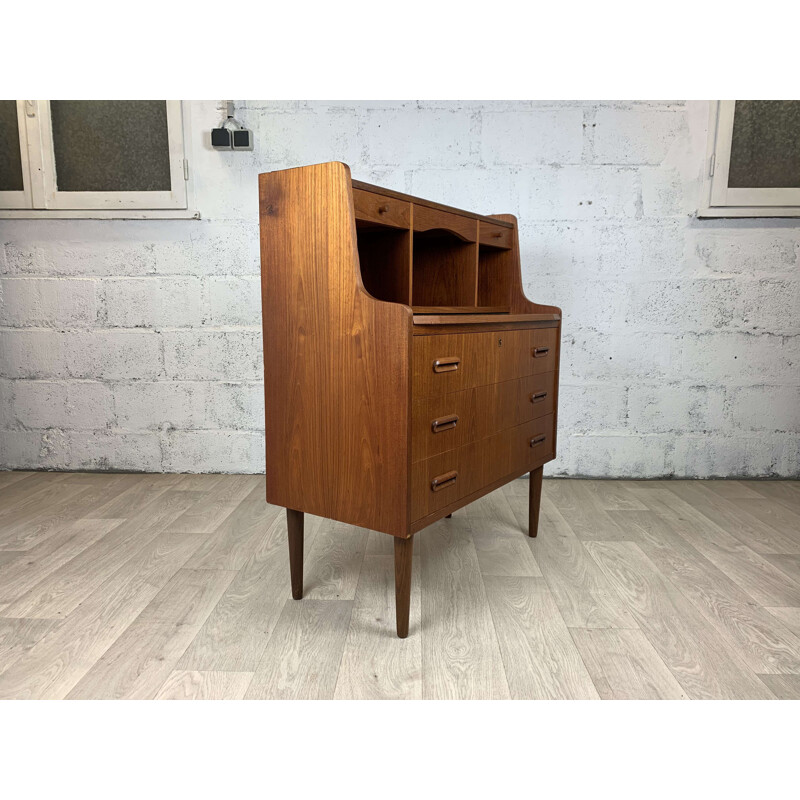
[1,471,799,700]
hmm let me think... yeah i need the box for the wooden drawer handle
[431,471,458,492]
[531,391,548,404]
[378,204,389,213]
[530,434,547,447]
[431,414,458,433]
[533,347,550,358]
[491,232,502,238]
[433,357,460,373]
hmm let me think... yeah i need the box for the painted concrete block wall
[1,100,798,476]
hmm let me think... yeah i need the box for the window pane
[728,100,800,189]
[50,100,171,192]
[0,100,24,192]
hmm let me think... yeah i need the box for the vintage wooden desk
[259,162,561,637]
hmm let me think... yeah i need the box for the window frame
[699,100,800,218]
[0,101,34,210]
[0,100,197,219]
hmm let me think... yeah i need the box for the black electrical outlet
[211,127,232,149]
[232,129,253,151]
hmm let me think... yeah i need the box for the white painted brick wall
[1,100,798,476]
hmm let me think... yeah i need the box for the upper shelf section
[353,186,515,313]
[349,170,560,323]
[352,180,514,229]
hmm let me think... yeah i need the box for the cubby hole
[477,245,513,311]
[411,231,478,309]
[356,225,411,305]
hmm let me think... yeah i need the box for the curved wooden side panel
[259,162,412,536]
[490,213,562,317]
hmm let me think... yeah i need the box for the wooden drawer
[479,221,513,249]
[532,327,558,375]
[411,414,555,521]
[519,412,555,470]
[412,372,556,462]
[353,189,410,229]
[413,327,558,397]
[413,205,477,242]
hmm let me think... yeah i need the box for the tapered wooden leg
[528,466,543,538]
[394,536,414,639]
[287,508,304,600]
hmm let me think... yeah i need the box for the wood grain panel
[184,483,281,571]
[3,490,204,619]
[411,373,556,463]
[484,576,599,700]
[0,530,208,699]
[177,511,322,672]
[351,179,514,227]
[412,328,543,397]
[260,162,411,537]
[516,496,638,629]
[165,475,261,534]
[334,555,422,699]
[612,509,800,675]
[67,568,236,700]
[764,607,800,637]
[478,221,513,249]
[757,674,800,699]
[570,629,688,699]
[245,600,353,700]
[303,520,368,600]
[411,236,478,307]
[585,541,775,699]
[412,205,478,241]
[420,517,510,699]
[0,518,123,605]
[352,188,410,229]
[411,416,554,520]
[666,481,800,555]
[154,670,254,700]
[629,487,800,607]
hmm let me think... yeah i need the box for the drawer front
[413,205,477,242]
[411,414,555,521]
[478,221,513,249]
[413,327,558,397]
[353,189,410,229]
[412,389,476,463]
[532,327,558,375]
[412,373,556,462]
[518,412,556,470]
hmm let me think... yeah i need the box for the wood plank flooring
[1,472,799,700]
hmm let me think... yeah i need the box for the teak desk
[259,162,561,637]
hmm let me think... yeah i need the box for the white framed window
[0,100,197,219]
[699,100,800,218]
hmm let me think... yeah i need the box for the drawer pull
[530,434,547,447]
[431,471,458,492]
[433,357,460,373]
[491,232,503,238]
[378,204,389,213]
[533,346,550,358]
[531,391,548,404]
[431,414,459,433]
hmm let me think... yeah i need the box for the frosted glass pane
[728,101,800,188]
[0,100,24,192]
[50,100,171,192]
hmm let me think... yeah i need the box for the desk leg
[528,467,543,538]
[394,536,414,638]
[287,509,304,600]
